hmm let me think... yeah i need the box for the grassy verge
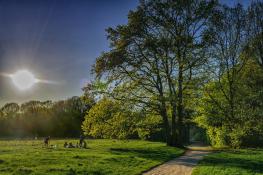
[0,139,184,175]
[192,149,263,175]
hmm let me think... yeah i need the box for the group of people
[43,135,87,148]
[63,141,87,148]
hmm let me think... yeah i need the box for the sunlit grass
[192,149,263,175]
[0,139,184,175]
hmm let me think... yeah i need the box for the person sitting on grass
[64,142,68,148]
[68,142,75,148]
[44,136,50,147]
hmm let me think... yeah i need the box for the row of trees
[0,97,89,137]
[0,93,163,140]
[1,0,261,148]
[81,0,263,148]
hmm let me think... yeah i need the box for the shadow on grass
[47,168,106,175]
[199,152,263,174]
[224,149,263,155]
[110,147,182,162]
[13,167,33,175]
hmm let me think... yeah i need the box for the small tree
[82,98,137,139]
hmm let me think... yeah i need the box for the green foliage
[82,98,135,139]
[0,96,91,138]
[195,59,263,148]
[86,0,263,148]
[190,126,209,144]
[82,98,163,140]
[207,127,228,148]
[0,139,184,175]
[135,114,163,140]
[92,0,217,146]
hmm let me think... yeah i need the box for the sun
[10,70,38,90]
[0,69,58,90]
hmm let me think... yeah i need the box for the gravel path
[143,149,210,175]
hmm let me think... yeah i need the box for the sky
[0,0,139,105]
[0,0,251,106]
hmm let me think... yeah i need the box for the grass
[192,149,263,175]
[0,139,184,175]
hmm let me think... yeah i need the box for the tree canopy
[83,0,263,148]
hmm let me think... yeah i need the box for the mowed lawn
[192,149,263,175]
[0,139,184,175]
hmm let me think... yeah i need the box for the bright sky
[0,0,251,105]
[0,0,138,105]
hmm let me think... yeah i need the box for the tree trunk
[171,105,178,146]
[160,105,172,146]
[177,65,184,147]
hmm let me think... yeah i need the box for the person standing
[44,136,50,147]
[79,134,85,147]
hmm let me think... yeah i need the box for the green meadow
[192,149,263,175]
[0,139,184,175]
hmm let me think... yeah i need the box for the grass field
[0,139,184,175]
[192,149,263,175]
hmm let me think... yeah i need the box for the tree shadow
[110,147,182,162]
[224,149,263,156]
[199,154,263,173]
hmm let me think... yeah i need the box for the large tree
[94,0,216,146]
[195,57,263,147]
[203,4,249,125]
[195,3,263,147]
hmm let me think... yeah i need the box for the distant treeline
[0,95,165,140]
[0,97,88,138]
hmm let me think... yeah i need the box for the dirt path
[143,146,211,175]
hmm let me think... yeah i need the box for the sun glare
[0,69,58,90]
[11,70,38,90]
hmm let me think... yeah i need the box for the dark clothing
[64,142,68,148]
[44,137,50,146]
[79,135,85,146]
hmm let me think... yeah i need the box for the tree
[1,103,19,117]
[82,98,138,139]
[82,97,162,140]
[247,1,263,68]
[51,97,87,137]
[192,3,263,148]
[0,103,20,136]
[202,3,249,133]
[195,58,263,147]
[0,96,89,138]
[93,0,216,147]
[19,101,54,136]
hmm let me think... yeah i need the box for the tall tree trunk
[177,65,184,147]
[167,71,178,146]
